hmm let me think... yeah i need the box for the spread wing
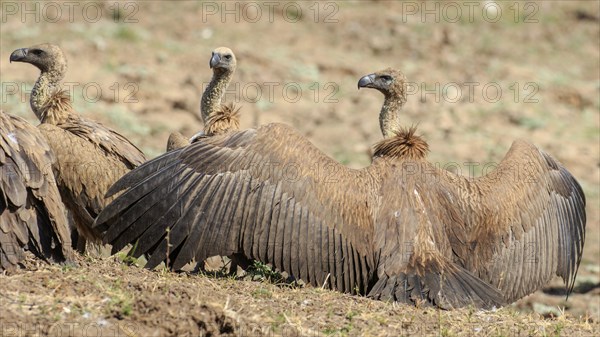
[96,123,377,294]
[0,112,72,270]
[440,139,586,302]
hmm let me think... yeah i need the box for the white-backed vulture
[95,68,585,309]
[10,43,147,253]
[1,110,73,271]
[358,69,585,304]
[167,47,240,152]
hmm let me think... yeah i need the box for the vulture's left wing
[441,139,586,302]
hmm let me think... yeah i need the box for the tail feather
[369,265,505,309]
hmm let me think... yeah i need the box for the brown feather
[1,110,73,271]
[373,126,429,159]
[40,90,72,124]
[10,43,146,253]
[205,103,241,136]
[166,132,189,152]
[95,68,585,309]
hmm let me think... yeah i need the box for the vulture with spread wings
[95,69,585,309]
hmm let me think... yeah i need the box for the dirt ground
[0,1,599,336]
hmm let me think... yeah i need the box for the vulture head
[358,68,407,102]
[209,47,237,74]
[10,43,67,76]
[359,68,408,138]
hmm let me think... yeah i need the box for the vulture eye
[380,75,393,82]
[224,54,232,60]
[31,49,44,56]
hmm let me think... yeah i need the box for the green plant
[247,261,284,283]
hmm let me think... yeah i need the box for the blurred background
[1,0,598,319]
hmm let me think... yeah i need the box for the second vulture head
[209,47,237,73]
[358,68,407,101]
[10,43,67,75]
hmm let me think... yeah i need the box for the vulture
[10,43,147,253]
[95,68,585,309]
[1,110,73,271]
[167,47,240,152]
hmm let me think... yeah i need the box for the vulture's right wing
[95,123,378,295]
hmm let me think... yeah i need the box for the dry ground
[0,254,598,337]
[1,1,599,336]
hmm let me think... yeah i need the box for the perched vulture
[1,110,73,271]
[10,43,147,253]
[95,68,585,309]
[167,47,240,152]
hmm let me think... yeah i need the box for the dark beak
[358,73,376,89]
[9,48,28,63]
[209,52,220,68]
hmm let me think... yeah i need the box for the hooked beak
[357,73,376,89]
[209,52,220,68]
[9,48,28,63]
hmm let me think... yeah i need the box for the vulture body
[95,69,585,309]
[1,110,73,271]
[10,43,146,253]
[167,47,240,152]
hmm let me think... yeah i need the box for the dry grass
[1,255,598,337]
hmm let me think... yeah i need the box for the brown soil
[1,1,599,336]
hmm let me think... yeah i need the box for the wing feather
[108,168,196,252]
[0,112,72,271]
[438,139,586,301]
[145,176,215,269]
[139,176,217,268]
[96,123,377,295]
[38,122,145,245]
[98,123,576,308]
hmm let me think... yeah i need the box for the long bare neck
[31,67,67,124]
[379,93,406,138]
[200,69,233,125]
